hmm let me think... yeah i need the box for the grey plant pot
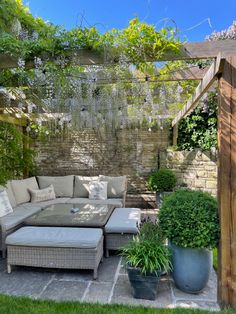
[170,242,212,294]
[156,191,172,208]
[127,265,161,300]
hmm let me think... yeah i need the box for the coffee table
[24,203,115,228]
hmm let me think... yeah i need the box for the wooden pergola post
[218,55,236,308]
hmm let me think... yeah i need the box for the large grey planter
[156,191,172,208]
[170,242,212,294]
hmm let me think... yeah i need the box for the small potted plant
[120,222,172,300]
[158,189,219,294]
[147,168,177,208]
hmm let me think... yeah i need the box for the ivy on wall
[177,92,217,151]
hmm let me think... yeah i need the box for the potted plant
[147,168,177,208]
[120,222,172,300]
[158,189,219,294]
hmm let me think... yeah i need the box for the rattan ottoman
[6,226,103,279]
[104,207,141,257]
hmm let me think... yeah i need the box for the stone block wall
[160,149,217,196]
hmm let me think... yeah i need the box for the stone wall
[160,149,217,196]
[34,128,170,194]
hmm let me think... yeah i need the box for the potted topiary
[158,189,219,294]
[147,168,177,208]
[120,221,172,300]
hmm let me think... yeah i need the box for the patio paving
[0,254,219,310]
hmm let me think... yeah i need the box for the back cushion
[11,177,39,205]
[74,176,98,197]
[0,182,17,208]
[99,175,127,198]
[37,175,74,197]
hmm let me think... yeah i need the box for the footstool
[104,207,141,257]
[6,226,103,279]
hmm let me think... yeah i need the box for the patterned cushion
[89,181,107,200]
[0,190,13,217]
[74,176,99,198]
[29,184,56,203]
[99,175,127,198]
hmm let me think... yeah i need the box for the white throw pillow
[89,181,107,200]
[28,184,56,203]
[0,190,13,217]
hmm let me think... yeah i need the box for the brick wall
[34,128,170,194]
[160,149,217,196]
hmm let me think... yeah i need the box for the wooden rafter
[0,40,236,70]
[0,114,27,126]
[172,54,225,127]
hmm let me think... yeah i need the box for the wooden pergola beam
[0,40,236,70]
[172,54,225,127]
[0,114,27,126]
[218,55,236,308]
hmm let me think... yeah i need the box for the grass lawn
[0,294,235,314]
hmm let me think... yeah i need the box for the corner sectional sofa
[0,175,127,257]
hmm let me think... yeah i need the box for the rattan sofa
[0,175,127,257]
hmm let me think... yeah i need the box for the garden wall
[34,128,170,194]
[160,149,217,196]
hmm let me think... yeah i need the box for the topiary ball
[147,169,177,192]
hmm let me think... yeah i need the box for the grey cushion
[0,182,17,208]
[6,226,103,248]
[105,207,141,234]
[66,197,123,207]
[11,177,39,205]
[99,175,127,198]
[74,176,98,198]
[0,205,41,231]
[37,176,74,198]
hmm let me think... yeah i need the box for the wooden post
[173,123,178,146]
[218,56,236,308]
[22,125,30,178]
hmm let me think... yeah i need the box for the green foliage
[147,169,177,192]
[158,189,220,249]
[0,122,37,185]
[120,222,172,275]
[177,92,218,150]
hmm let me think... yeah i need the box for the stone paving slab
[0,254,219,310]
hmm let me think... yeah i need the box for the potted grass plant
[120,222,172,300]
[147,168,177,208]
[158,189,219,293]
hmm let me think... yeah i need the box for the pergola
[0,39,236,308]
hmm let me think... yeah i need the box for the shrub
[120,222,172,274]
[158,189,219,249]
[147,169,177,192]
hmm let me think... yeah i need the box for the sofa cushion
[23,197,71,210]
[29,184,56,203]
[37,175,74,197]
[89,181,107,200]
[74,176,99,198]
[0,190,13,217]
[67,197,123,207]
[99,175,127,198]
[105,207,141,234]
[6,226,103,248]
[0,205,41,231]
[11,177,39,205]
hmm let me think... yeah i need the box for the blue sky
[24,0,236,42]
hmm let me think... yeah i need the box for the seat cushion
[105,207,141,234]
[37,175,74,198]
[74,176,99,198]
[6,226,103,249]
[22,197,71,210]
[11,177,39,205]
[66,197,123,207]
[99,175,127,198]
[0,205,41,231]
